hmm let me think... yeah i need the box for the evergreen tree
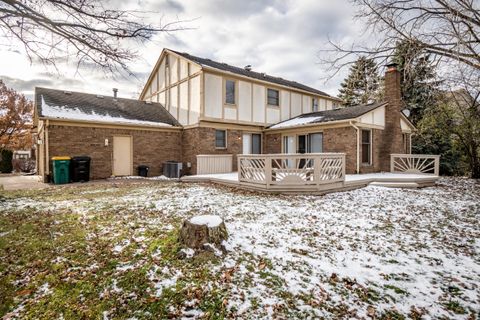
[338,57,380,107]
[392,40,439,124]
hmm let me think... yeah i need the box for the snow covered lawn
[0,178,478,319]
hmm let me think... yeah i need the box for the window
[361,130,371,164]
[312,98,319,112]
[225,80,235,104]
[267,88,279,106]
[215,130,226,148]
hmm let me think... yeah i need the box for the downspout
[409,132,413,154]
[350,121,360,174]
[45,119,50,176]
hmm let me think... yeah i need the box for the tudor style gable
[140,50,202,126]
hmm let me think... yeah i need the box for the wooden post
[390,154,395,173]
[434,155,440,176]
[238,156,242,182]
[314,155,321,188]
[341,154,346,181]
[265,155,271,189]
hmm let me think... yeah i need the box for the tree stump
[179,215,228,250]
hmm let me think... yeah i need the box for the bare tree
[321,0,480,77]
[0,0,183,74]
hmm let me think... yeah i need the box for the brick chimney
[379,63,405,171]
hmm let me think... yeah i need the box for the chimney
[244,65,252,71]
[384,62,401,113]
[378,62,405,170]
[113,88,118,98]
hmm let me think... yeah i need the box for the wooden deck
[181,172,440,195]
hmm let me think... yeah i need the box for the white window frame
[312,98,319,112]
[215,129,227,149]
[361,129,372,165]
[267,88,280,106]
[224,79,236,105]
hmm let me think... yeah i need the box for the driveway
[0,174,49,191]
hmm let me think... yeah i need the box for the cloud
[0,0,363,98]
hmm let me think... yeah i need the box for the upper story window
[225,79,235,105]
[312,98,319,112]
[215,130,227,148]
[267,88,279,106]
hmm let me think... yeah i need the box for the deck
[181,171,440,194]
[183,153,440,194]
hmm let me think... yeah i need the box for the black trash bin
[138,165,149,177]
[70,156,91,182]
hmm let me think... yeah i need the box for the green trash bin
[51,156,71,184]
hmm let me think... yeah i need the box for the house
[33,48,415,182]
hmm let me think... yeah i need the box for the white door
[242,133,251,155]
[113,136,132,176]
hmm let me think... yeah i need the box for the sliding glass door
[308,133,323,153]
[243,133,262,154]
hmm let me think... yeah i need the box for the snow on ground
[1,177,479,319]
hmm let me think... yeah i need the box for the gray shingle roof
[170,50,333,98]
[35,87,181,127]
[268,102,387,129]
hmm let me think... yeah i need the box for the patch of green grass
[379,309,406,320]
[443,300,466,314]
[384,284,409,296]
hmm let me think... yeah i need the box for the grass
[0,178,479,319]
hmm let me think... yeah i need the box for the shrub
[12,158,35,173]
[0,149,13,173]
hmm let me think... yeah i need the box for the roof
[35,87,181,128]
[268,102,387,129]
[169,49,333,98]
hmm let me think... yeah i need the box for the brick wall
[323,127,357,174]
[47,125,182,179]
[182,127,243,174]
[264,133,281,154]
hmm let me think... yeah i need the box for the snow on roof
[269,115,325,129]
[41,96,173,127]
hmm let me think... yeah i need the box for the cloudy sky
[0,0,364,100]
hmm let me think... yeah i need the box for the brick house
[34,48,415,181]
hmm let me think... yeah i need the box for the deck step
[369,181,420,188]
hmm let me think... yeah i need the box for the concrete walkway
[0,174,49,191]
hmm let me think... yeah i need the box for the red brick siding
[47,125,181,180]
[181,127,244,174]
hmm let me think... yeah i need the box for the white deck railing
[391,154,440,176]
[238,153,346,190]
[197,154,233,175]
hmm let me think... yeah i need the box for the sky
[0,0,364,101]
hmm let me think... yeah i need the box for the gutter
[350,120,361,174]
